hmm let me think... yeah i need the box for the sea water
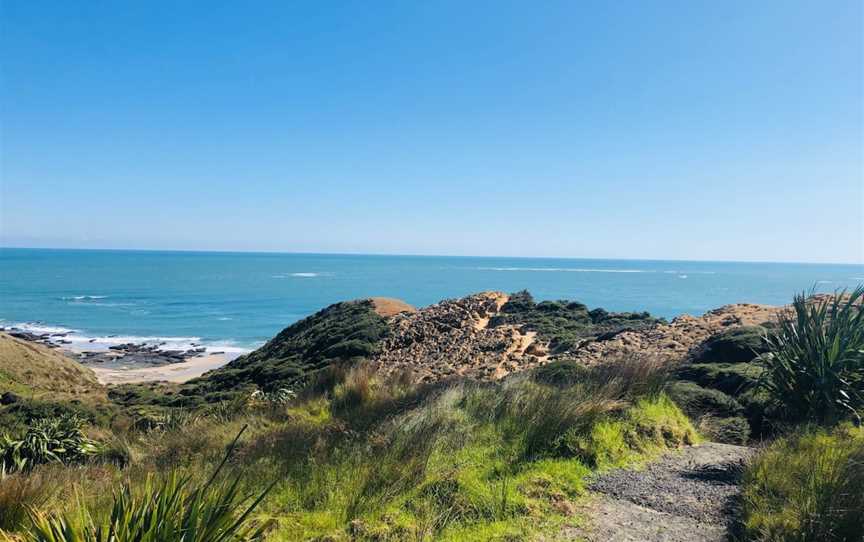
[1,248,861,353]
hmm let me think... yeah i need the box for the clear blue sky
[1,1,862,263]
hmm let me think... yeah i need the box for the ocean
[1,248,862,354]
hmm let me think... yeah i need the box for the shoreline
[0,323,247,385]
[88,351,236,384]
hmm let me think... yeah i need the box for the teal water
[1,248,862,352]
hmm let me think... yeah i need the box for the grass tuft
[741,424,864,542]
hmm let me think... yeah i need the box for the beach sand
[88,352,234,385]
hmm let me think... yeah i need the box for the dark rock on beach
[0,325,209,369]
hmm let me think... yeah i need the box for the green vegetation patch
[691,325,770,363]
[675,362,763,396]
[183,300,390,401]
[253,360,694,541]
[741,424,864,541]
[666,381,744,419]
[490,291,663,354]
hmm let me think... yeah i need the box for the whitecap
[63,295,109,301]
[272,271,332,278]
[2,321,252,359]
[477,267,646,273]
[679,275,688,279]
[4,322,78,335]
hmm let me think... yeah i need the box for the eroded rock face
[369,294,783,384]
[370,292,549,381]
[561,303,780,367]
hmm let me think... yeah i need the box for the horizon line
[1,244,862,267]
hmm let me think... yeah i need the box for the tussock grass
[1,354,696,541]
[741,424,864,541]
[261,355,693,540]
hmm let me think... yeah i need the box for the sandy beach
[88,351,234,384]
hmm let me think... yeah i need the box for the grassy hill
[181,299,392,402]
[0,332,114,433]
[0,332,104,399]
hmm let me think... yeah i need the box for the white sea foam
[477,267,647,273]
[272,272,325,278]
[2,322,251,355]
[477,267,717,275]
[63,295,109,301]
[4,322,79,335]
[679,275,688,279]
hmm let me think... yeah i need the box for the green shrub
[667,381,751,443]
[667,381,744,419]
[676,362,764,396]
[692,326,770,363]
[759,287,864,425]
[489,291,662,354]
[0,415,99,473]
[741,424,864,541]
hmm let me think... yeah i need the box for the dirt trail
[560,443,754,542]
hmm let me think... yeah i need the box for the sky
[1,1,862,264]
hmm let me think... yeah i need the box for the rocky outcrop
[558,303,780,367]
[370,292,548,381]
[368,294,783,384]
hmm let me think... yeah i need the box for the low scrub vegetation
[0,355,696,541]
[741,424,864,541]
[184,300,391,402]
[490,290,663,354]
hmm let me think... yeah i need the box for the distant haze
[1,1,862,264]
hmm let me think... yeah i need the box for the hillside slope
[0,332,104,400]
[181,291,667,398]
[185,299,398,399]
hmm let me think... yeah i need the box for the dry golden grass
[0,333,105,401]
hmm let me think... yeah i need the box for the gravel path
[561,443,754,542]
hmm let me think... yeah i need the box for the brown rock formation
[370,291,549,382]
[560,303,780,366]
